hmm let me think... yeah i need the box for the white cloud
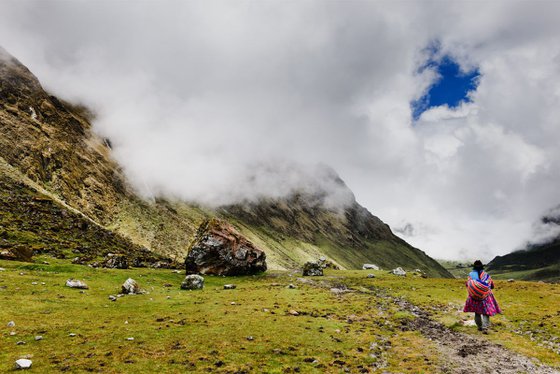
[1,1,560,261]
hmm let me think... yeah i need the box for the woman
[463,260,502,333]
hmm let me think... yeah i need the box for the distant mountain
[487,210,560,282]
[0,47,451,277]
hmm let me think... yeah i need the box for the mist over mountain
[0,48,451,276]
[1,2,560,261]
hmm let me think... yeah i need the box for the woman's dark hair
[473,260,484,272]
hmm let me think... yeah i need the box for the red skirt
[463,293,502,316]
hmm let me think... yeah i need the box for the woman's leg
[482,315,490,330]
[474,313,482,330]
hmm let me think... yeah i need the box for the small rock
[0,267,5,271]
[390,267,406,276]
[166,296,171,299]
[122,278,141,295]
[223,284,236,290]
[103,254,129,269]
[367,274,375,278]
[287,284,297,289]
[507,279,515,283]
[362,264,380,271]
[289,310,300,316]
[302,262,323,276]
[246,336,254,341]
[10,331,16,336]
[15,359,32,370]
[65,279,89,289]
[180,274,204,290]
[108,295,117,302]
[16,341,26,345]
[35,336,43,341]
[7,321,15,327]
[69,333,76,337]
[126,337,134,341]
[230,302,236,305]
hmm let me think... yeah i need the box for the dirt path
[392,296,559,374]
[305,276,559,374]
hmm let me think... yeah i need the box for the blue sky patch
[412,51,480,121]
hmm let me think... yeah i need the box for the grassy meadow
[1,258,559,373]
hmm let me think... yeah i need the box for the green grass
[1,259,558,373]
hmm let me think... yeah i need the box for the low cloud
[1,1,560,261]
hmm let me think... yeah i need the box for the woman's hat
[473,260,484,270]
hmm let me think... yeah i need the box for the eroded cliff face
[0,48,451,276]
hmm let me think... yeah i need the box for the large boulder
[181,274,204,290]
[302,261,323,276]
[185,219,267,276]
[362,263,380,270]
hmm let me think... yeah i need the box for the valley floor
[1,258,559,373]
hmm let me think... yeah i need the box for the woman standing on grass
[463,260,502,333]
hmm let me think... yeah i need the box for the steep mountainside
[0,48,451,277]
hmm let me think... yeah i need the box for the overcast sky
[1,1,560,261]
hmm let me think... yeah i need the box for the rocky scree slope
[0,48,451,276]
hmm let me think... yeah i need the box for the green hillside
[0,48,450,276]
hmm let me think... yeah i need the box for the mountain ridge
[0,48,451,277]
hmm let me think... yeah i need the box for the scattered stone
[287,284,297,289]
[121,278,141,294]
[108,295,117,302]
[7,321,15,327]
[31,282,38,285]
[34,336,43,341]
[16,341,26,345]
[10,331,16,336]
[69,333,76,337]
[362,264,380,271]
[330,287,349,295]
[0,267,5,271]
[172,270,182,274]
[289,310,300,316]
[181,275,204,290]
[246,336,254,341]
[185,219,267,276]
[367,274,375,279]
[223,284,236,290]
[390,267,407,276]
[65,279,89,289]
[507,279,515,283]
[15,359,32,370]
[230,302,236,305]
[126,337,134,341]
[166,296,171,299]
[302,261,323,276]
[103,254,129,269]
